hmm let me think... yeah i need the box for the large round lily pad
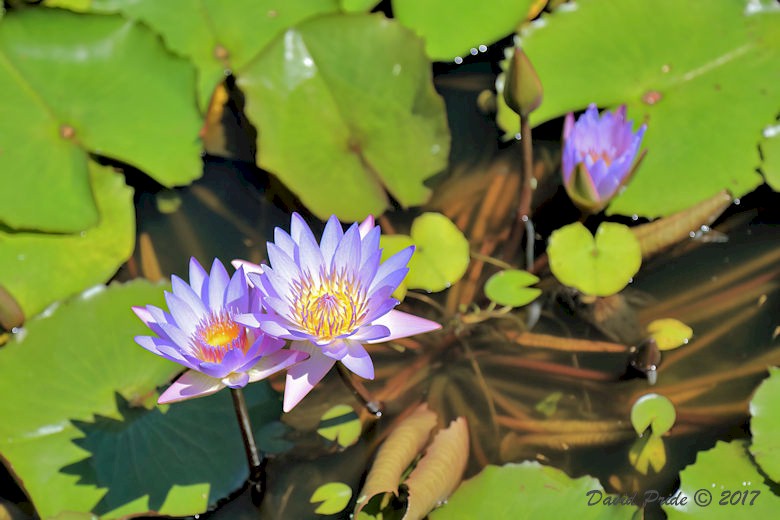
[0,281,282,519]
[749,366,780,482]
[238,13,450,221]
[547,222,641,297]
[0,8,202,232]
[498,0,780,217]
[0,161,134,319]
[429,462,637,519]
[80,0,340,110]
[393,0,535,61]
[665,440,780,519]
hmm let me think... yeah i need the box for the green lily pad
[665,440,780,518]
[647,318,693,351]
[0,281,282,519]
[749,366,780,482]
[340,0,380,12]
[310,482,353,515]
[547,222,641,297]
[0,161,134,319]
[82,0,339,110]
[393,0,535,61]
[497,0,780,217]
[0,8,202,232]
[380,212,470,293]
[760,126,780,190]
[630,393,676,436]
[317,404,361,448]
[238,14,450,222]
[429,462,637,519]
[484,269,541,308]
[629,434,666,475]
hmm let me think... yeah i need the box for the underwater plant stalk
[337,363,384,417]
[230,388,266,505]
[503,113,535,266]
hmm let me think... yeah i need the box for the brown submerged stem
[230,388,266,506]
[503,113,535,266]
[337,363,384,417]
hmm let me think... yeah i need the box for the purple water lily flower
[133,258,307,404]
[562,104,647,213]
[236,214,441,412]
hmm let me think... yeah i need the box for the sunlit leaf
[355,403,437,515]
[749,366,780,482]
[497,0,780,218]
[0,162,134,318]
[393,0,536,61]
[547,222,641,297]
[0,281,282,518]
[665,440,780,519]
[88,0,339,110]
[380,213,469,293]
[317,404,361,448]
[628,434,666,475]
[340,0,379,12]
[403,417,469,520]
[647,319,693,352]
[0,8,201,231]
[310,482,353,515]
[484,269,541,308]
[630,393,676,436]
[238,14,450,222]
[430,462,637,519]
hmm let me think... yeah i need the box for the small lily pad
[647,319,693,351]
[630,393,676,436]
[484,269,541,308]
[310,482,353,515]
[547,222,641,297]
[535,391,563,418]
[629,434,666,475]
[317,404,361,448]
[380,213,470,293]
[749,366,780,482]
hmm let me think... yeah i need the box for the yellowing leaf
[647,319,693,351]
[310,482,352,515]
[629,434,666,475]
[355,404,437,515]
[403,417,470,520]
[317,404,361,448]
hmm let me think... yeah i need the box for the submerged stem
[230,388,266,506]
[337,363,384,417]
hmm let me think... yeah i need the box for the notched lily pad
[238,14,450,222]
[548,222,641,297]
[0,8,202,232]
[380,213,470,293]
[629,434,666,475]
[484,269,541,308]
[630,393,675,436]
[310,482,353,515]
[317,404,361,448]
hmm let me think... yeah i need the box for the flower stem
[230,388,266,506]
[503,113,535,266]
[336,363,383,417]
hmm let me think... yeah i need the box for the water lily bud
[502,46,543,117]
[562,104,647,214]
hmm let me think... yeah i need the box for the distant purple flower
[236,214,441,412]
[562,104,647,213]
[133,258,307,404]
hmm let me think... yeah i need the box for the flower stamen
[192,309,247,363]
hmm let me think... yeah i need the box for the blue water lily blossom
[133,258,307,404]
[236,214,442,412]
[562,104,647,213]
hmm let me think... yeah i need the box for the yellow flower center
[193,309,247,363]
[291,268,368,341]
